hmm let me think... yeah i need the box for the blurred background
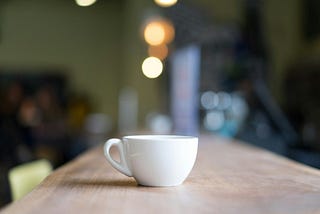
[0,0,320,206]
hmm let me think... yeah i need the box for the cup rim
[123,135,198,141]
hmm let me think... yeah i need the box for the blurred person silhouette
[32,85,68,167]
[0,82,28,165]
[16,96,40,161]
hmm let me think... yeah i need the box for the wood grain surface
[1,135,320,214]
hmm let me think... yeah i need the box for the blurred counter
[1,134,320,214]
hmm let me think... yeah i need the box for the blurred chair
[8,159,52,201]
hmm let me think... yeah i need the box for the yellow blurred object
[8,159,52,201]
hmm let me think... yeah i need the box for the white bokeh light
[75,0,97,7]
[217,91,232,110]
[204,110,225,131]
[154,0,178,7]
[201,91,219,110]
[142,57,163,79]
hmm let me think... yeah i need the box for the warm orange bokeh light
[144,22,166,46]
[143,19,175,46]
[160,20,175,44]
[148,44,168,60]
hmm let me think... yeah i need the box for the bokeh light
[159,19,175,44]
[204,110,225,131]
[148,44,168,60]
[75,0,97,7]
[154,0,178,7]
[143,19,175,46]
[201,91,219,110]
[144,22,165,46]
[217,91,232,110]
[142,57,163,79]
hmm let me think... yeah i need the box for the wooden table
[1,135,320,214]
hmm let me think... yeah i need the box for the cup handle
[104,138,132,177]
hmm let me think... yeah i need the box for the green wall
[0,0,123,124]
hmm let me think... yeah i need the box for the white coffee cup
[104,135,198,187]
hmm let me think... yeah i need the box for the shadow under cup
[104,135,198,187]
